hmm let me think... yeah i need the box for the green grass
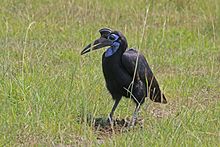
[0,0,220,146]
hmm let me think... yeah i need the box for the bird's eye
[108,34,119,41]
[109,35,115,40]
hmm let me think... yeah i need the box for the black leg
[131,104,141,126]
[108,98,121,123]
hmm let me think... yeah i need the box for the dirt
[92,117,144,138]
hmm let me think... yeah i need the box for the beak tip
[81,37,111,55]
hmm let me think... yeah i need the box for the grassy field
[0,0,220,146]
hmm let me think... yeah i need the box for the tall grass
[0,0,219,146]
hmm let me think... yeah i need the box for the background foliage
[0,0,219,146]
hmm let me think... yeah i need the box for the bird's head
[81,28,128,57]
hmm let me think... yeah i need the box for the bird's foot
[129,118,137,127]
[107,115,114,126]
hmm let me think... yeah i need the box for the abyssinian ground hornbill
[81,28,167,125]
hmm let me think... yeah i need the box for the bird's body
[102,49,132,99]
[103,49,146,102]
[81,28,167,125]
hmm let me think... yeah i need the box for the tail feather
[147,75,167,104]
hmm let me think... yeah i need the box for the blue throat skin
[105,42,120,57]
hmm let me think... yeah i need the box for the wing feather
[122,49,167,103]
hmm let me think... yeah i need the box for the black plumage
[81,28,167,125]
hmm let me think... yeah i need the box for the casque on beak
[81,37,112,55]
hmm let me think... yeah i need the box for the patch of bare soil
[92,117,144,138]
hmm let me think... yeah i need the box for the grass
[0,0,220,146]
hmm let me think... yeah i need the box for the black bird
[81,28,167,125]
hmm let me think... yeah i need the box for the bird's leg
[108,98,121,124]
[131,104,141,126]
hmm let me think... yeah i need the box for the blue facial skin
[105,42,120,57]
[105,34,120,57]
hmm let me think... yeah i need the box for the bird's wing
[121,49,167,103]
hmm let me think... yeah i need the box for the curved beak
[81,37,112,55]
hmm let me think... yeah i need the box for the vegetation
[0,0,219,146]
